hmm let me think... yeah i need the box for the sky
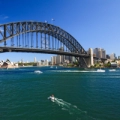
[0,0,120,62]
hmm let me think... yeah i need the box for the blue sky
[0,0,120,62]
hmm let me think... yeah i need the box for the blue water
[0,67,120,120]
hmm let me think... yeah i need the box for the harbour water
[0,67,120,120]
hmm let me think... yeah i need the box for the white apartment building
[94,48,106,59]
[51,56,56,65]
[110,53,115,60]
[34,57,37,63]
[101,49,106,59]
[37,59,49,66]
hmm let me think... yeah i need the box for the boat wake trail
[51,70,105,73]
[54,98,97,120]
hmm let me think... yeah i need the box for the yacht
[97,69,105,72]
[34,70,42,74]
[109,69,116,72]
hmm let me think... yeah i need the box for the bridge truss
[0,21,88,67]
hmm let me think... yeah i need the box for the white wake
[50,97,97,120]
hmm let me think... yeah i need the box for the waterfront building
[0,60,4,67]
[110,53,115,60]
[64,56,73,63]
[110,62,117,68]
[37,61,41,66]
[106,54,110,59]
[51,56,56,65]
[94,48,101,58]
[34,57,37,63]
[37,60,49,66]
[101,49,106,59]
[56,55,62,65]
[1,59,14,68]
[94,48,106,59]
[44,60,49,66]
[21,59,23,63]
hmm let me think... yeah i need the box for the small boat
[97,69,105,72]
[50,66,53,68]
[48,95,56,102]
[34,70,42,74]
[109,69,116,72]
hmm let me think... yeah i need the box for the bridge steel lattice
[0,21,89,68]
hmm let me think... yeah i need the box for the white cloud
[0,15,9,19]
[3,16,9,19]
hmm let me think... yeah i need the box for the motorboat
[34,70,42,74]
[109,69,116,72]
[48,95,56,102]
[97,69,105,72]
[50,66,53,68]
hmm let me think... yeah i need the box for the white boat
[48,95,56,102]
[97,69,105,72]
[50,66,53,68]
[109,69,116,72]
[34,70,42,74]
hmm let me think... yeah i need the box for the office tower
[94,48,106,59]
[34,57,36,63]
[51,56,56,65]
[101,49,106,58]
[45,60,49,66]
[118,56,120,59]
[94,48,101,58]
[21,59,23,63]
[110,53,115,60]
[106,54,110,59]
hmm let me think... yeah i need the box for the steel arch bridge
[0,21,89,67]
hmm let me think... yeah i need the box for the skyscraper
[94,48,101,58]
[110,53,115,60]
[94,48,106,59]
[101,49,106,58]
[34,57,37,63]
[51,56,56,65]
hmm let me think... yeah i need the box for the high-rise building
[37,61,41,66]
[118,56,120,59]
[106,54,110,59]
[21,59,23,63]
[51,56,56,65]
[101,49,106,58]
[110,53,115,60]
[44,60,49,66]
[94,48,101,58]
[56,55,61,64]
[94,48,106,59]
[34,57,37,63]
[65,56,72,62]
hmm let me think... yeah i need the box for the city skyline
[0,0,120,61]
[0,47,118,63]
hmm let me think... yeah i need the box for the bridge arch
[0,21,88,67]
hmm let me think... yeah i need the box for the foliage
[18,62,37,66]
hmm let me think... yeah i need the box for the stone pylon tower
[89,48,94,66]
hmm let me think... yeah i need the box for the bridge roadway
[0,46,90,58]
[0,47,107,61]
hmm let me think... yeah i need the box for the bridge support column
[88,48,94,67]
[76,57,88,68]
[85,48,94,67]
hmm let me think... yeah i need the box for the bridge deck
[0,47,90,58]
